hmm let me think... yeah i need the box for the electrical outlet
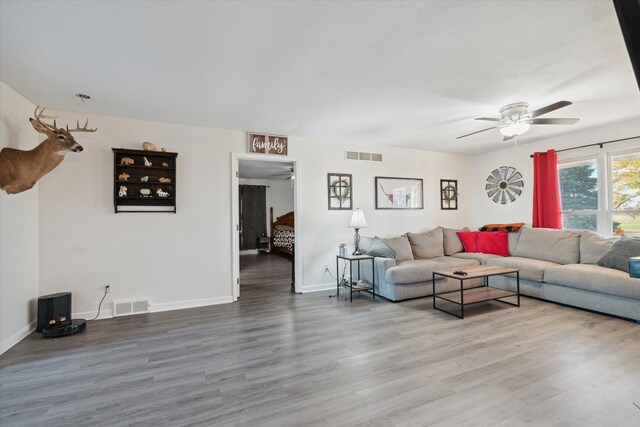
[106,284,112,293]
[323,265,330,274]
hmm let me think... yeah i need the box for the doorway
[231,154,301,300]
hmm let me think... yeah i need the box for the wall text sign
[248,133,288,155]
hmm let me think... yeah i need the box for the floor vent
[345,150,383,162]
[113,298,151,317]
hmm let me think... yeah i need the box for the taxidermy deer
[0,106,96,194]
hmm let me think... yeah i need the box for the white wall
[238,178,294,235]
[470,117,640,228]
[289,137,475,289]
[38,112,245,317]
[0,82,39,354]
[37,109,475,311]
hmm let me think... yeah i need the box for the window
[611,152,640,236]
[559,159,598,232]
[558,150,639,237]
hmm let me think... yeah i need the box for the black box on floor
[37,292,71,332]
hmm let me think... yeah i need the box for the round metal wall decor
[485,166,524,204]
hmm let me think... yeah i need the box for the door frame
[231,153,302,300]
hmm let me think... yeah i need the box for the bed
[270,207,294,256]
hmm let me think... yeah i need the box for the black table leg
[460,278,464,319]
[516,271,520,307]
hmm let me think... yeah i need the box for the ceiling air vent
[345,150,383,162]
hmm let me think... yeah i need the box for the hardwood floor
[1,254,639,426]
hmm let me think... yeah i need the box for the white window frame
[559,147,640,237]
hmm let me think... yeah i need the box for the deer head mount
[0,106,97,194]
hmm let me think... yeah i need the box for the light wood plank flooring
[1,254,639,426]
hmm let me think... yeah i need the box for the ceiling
[1,1,638,155]
[239,159,293,180]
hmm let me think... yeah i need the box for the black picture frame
[375,177,423,210]
[440,179,458,210]
[328,173,352,210]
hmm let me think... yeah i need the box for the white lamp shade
[348,209,368,228]
[500,122,530,137]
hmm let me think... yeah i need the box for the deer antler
[67,118,97,133]
[33,105,58,132]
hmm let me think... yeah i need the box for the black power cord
[89,286,109,321]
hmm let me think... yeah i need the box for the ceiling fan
[456,101,579,141]
[270,167,294,180]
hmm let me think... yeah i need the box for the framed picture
[375,177,423,209]
[440,179,458,210]
[328,173,352,210]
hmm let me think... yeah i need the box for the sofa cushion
[382,235,414,261]
[544,264,640,300]
[597,236,640,273]
[407,228,444,259]
[508,230,521,256]
[452,252,503,265]
[514,226,580,264]
[443,227,469,255]
[486,256,560,282]
[476,231,509,257]
[429,256,480,269]
[580,231,617,264]
[367,237,397,259]
[385,259,446,285]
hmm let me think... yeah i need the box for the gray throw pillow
[597,236,640,273]
[367,237,397,259]
[443,227,470,255]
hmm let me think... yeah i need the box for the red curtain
[532,149,562,229]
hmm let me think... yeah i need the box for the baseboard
[301,282,335,293]
[151,296,233,313]
[240,250,259,255]
[0,320,36,355]
[73,309,114,321]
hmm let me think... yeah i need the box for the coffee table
[432,265,520,319]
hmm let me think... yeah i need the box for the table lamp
[348,208,368,255]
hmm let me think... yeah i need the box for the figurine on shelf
[161,148,167,152]
[140,188,151,197]
[119,186,128,197]
[142,141,157,151]
[158,177,172,183]
[156,188,169,197]
[143,157,152,167]
[118,173,130,181]
[141,176,149,182]
[120,157,134,165]
[162,161,169,168]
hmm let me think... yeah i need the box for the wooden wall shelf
[112,148,178,213]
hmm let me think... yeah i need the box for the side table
[336,254,376,302]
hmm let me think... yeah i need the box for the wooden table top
[433,264,519,280]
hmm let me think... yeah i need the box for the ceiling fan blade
[456,126,497,139]
[271,173,292,176]
[474,117,501,122]
[521,118,579,125]
[529,100,572,118]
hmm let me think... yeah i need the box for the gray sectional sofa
[360,226,640,322]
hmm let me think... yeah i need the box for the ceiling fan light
[500,123,530,137]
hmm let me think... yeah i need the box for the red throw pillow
[457,231,478,252]
[476,231,509,256]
